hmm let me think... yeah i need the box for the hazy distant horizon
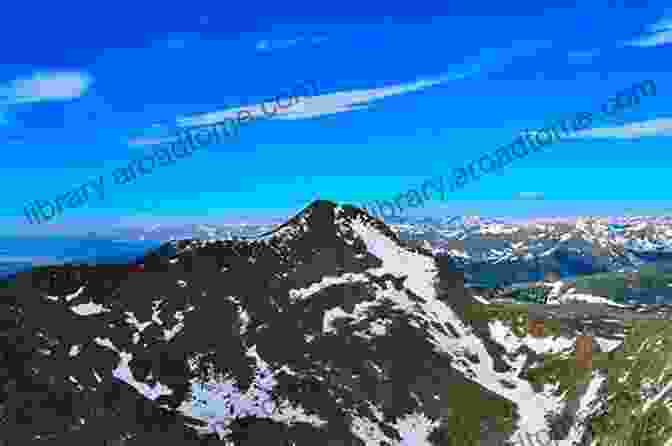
[3,198,672,238]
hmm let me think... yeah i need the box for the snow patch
[70,301,110,316]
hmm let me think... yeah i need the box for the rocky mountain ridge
[0,201,669,445]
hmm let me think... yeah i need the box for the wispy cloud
[566,118,672,139]
[255,35,328,53]
[648,17,672,33]
[269,104,372,121]
[130,40,544,145]
[626,32,672,47]
[0,71,94,105]
[623,14,672,47]
[127,134,179,147]
[176,73,467,129]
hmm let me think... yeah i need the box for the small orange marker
[576,335,593,369]
[528,319,545,337]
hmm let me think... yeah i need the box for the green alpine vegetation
[526,320,672,445]
[469,302,672,445]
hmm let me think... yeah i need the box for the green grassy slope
[468,303,672,445]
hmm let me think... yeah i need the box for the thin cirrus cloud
[126,41,545,145]
[127,134,180,147]
[566,118,672,139]
[173,72,470,131]
[0,71,94,105]
[623,14,672,47]
[648,16,672,33]
[127,74,460,147]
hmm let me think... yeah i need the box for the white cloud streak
[127,135,179,147]
[129,74,459,147]
[176,73,466,129]
[0,71,94,105]
[624,14,672,47]
[648,15,672,33]
[130,41,546,146]
[566,118,672,139]
[626,32,672,47]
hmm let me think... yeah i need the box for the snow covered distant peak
[392,213,672,285]
[546,291,629,307]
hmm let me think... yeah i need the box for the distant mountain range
[3,213,672,292]
[390,215,672,286]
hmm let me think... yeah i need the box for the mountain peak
[227,199,399,246]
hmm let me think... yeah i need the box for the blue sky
[1,1,671,236]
